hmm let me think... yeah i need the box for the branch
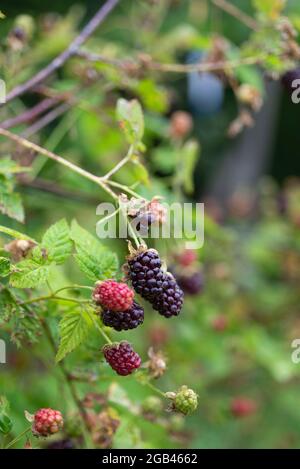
[21,102,72,138]
[2,0,120,106]
[0,127,117,200]
[211,0,259,31]
[78,48,263,74]
[0,98,58,129]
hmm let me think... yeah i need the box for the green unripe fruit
[174,386,198,415]
[142,396,163,415]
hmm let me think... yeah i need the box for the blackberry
[101,301,144,331]
[127,249,164,301]
[176,270,203,295]
[151,273,184,318]
[103,341,141,376]
[128,249,184,317]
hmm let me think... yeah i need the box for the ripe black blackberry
[151,273,184,318]
[127,249,164,301]
[176,270,203,295]
[127,249,184,317]
[101,300,144,331]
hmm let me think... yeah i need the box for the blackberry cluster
[101,301,144,331]
[103,341,141,376]
[128,249,184,318]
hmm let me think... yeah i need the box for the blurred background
[0,0,300,449]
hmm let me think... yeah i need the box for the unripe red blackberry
[175,249,197,267]
[93,280,134,312]
[103,341,141,376]
[32,408,63,437]
[101,300,144,331]
[176,270,203,295]
[231,397,257,418]
[170,111,193,139]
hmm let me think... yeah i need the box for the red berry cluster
[32,408,63,437]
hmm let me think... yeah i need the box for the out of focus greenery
[0,0,300,449]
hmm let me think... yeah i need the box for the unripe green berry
[142,396,163,415]
[174,386,198,415]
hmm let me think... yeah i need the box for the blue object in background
[186,50,224,116]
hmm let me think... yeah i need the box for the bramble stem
[0,127,118,201]
[5,426,31,449]
[212,0,259,31]
[1,0,120,105]
[20,293,91,306]
[143,380,166,398]
[78,49,264,74]
[102,145,134,180]
[41,320,94,449]
[87,309,112,345]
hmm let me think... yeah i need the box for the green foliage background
[0,0,300,449]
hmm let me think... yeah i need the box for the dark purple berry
[127,249,184,318]
[101,301,144,331]
[151,273,184,318]
[103,341,141,376]
[176,270,203,295]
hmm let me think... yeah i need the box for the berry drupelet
[103,341,141,376]
[101,300,144,331]
[93,280,134,312]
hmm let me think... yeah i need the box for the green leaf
[0,157,31,176]
[0,257,11,277]
[252,0,286,19]
[10,259,51,288]
[42,219,72,265]
[116,98,144,145]
[56,308,92,362]
[70,220,118,282]
[0,414,12,435]
[0,190,24,223]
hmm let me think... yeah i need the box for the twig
[5,426,31,449]
[2,0,120,105]
[0,127,118,200]
[101,145,134,180]
[211,0,259,31]
[0,98,58,129]
[78,49,263,74]
[20,177,101,203]
[21,102,72,138]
